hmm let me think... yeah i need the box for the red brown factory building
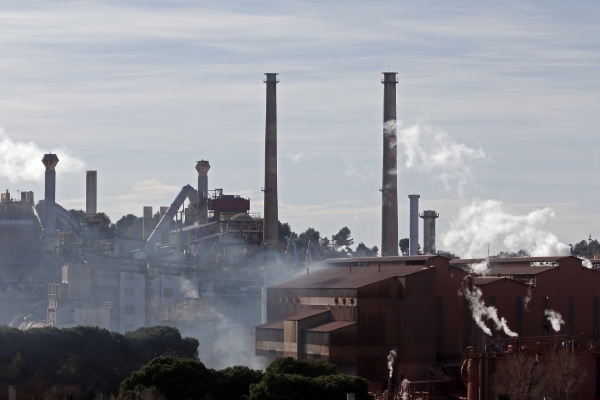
[256,255,600,399]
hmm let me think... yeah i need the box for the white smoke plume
[401,379,410,400]
[523,285,532,312]
[387,348,397,378]
[469,259,490,275]
[544,309,565,332]
[397,122,487,195]
[579,257,593,269]
[0,127,85,182]
[442,199,571,258]
[460,284,518,337]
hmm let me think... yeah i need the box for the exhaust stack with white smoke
[544,309,565,332]
[460,284,518,337]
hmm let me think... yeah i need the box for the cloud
[0,126,84,182]
[287,152,304,163]
[397,123,488,196]
[442,199,570,258]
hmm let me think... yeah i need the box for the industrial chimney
[420,210,439,255]
[408,194,420,255]
[42,153,59,239]
[195,160,210,224]
[143,206,153,241]
[381,72,399,256]
[263,73,279,246]
[86,171,97,215]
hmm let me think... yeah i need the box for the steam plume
[397,122,487,195]
[579,257,593,269]
[442,199,570,258]
[544,309,565,332]
[460,284,518,337]
[468,259,490,275]
[401,379,410,400]
[387,348,397,378]
[0,127,85,182]
[523,285,532,312]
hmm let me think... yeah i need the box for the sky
[0,1,598,257]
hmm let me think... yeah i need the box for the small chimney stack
[408,194,420,255]
[159,206,169,245]
[263,73,279,246]
[420,210,439,255]
[195,160,210,224]
[86,171,97,215]
[143,206,153,241]
[381,72,399,256]
[42,153,59,238]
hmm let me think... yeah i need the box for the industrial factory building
[256,255,600,399]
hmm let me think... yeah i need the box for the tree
[399,238,409,256]
[115,214,143,240]
[570,237,600,259]
[331,227,354,250]
[436,250,459,259]
[97,212,116,239]
[278,221,294,243]
[354,243,378,257]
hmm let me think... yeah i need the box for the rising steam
[0,127,84,182]
[387,348,397,378]
[544,309,565,332]
[468,259,490,275]
[460,284,518,337]
[397,122,487,195]
[523,285,532,312]
[442,199,570,258]
[401,379,410,400]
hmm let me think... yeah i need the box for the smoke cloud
[401,379,410,400]
[387,348,397,378]
[442,199,570,258]
[0,127,85,182]
[544,309,565,332]
[579,257,593,269]
[397,123,487,195]
[460,284,518,337]
[523,285,532,312]
[469,259,490,275]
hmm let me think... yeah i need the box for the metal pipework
[408,194,420,255]
[86,171,97,215]
[142,184,196,254]
[143,206,153,241]
[263,73,279,246]
[420,210,439,255]
[159,206,169,245]
[381,72,399,256]
[195,160,210,224]
[42,153,59,237]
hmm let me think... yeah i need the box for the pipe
[408,195,420,255]
[143,206,153,241]
[142,185,196,254]
[195,160,210,224]
[159,206,169,245]
[263,73,279,246]
[86,171,97,215]
[420,210,439,254]
[381,72,399,256]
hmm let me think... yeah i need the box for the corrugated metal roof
[321,255,438,265]
[474,277,531,286]
[450,256,572,265]
[305,321,356,332]
[284,309,329,321]
[486,266,556,275]
[271,264,431,289]
[256,321,284,329]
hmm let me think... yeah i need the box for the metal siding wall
[515,297,522,336]
[568,296,575,337]
[542,296,549,335]
[436,297,443,356]
[594,297,599,343]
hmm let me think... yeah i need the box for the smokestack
[42,153,59,238]
[143,206,153,241]
[86,171,97,215]
[263,73,279,246]
[408,194,420,255]
[160,206,169,245]
[195,160,210,224]
[381,72,399,257]
[420,210,439,255]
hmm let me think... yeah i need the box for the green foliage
[97,212,116,239]
[115,214,143,240]
[212,365,265,400]
[249,357,371,400]
[570,237,600,259]
[278,221,293,242]
[354,242,378,257]
[399,238,409,256]
[331,227,354,249]
[436,250,460,259]
[0,325,198,396]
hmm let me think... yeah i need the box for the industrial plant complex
[2,72,600,400]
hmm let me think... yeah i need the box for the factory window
[125,306,135,315]
[124,288,134,298]
[163,289,174,298]
[124,324,134,332]
[125,272,134,280]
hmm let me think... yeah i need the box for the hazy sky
[0,1,598,257]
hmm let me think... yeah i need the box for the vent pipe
[263,73,279,246]
[420,210,439,255]
[41,153,59,238]
[195,160,210,224]
[86,171,97,215]
[160,206,169,245]
[408,194,420,255]
[381,72,399,256]
[143,206,153,241]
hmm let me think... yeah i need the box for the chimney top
[42,153,59,170]
[381,72,398,83]
[408,194,420,199]
[195,160,211,175]
[264,73,279,83]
